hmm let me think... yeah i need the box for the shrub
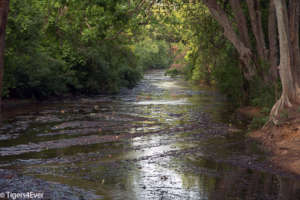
[4,52,78,98]
[248,116,269,130]
[211,47,244,105]
[134,38,173,70]
[165,68,180,77]
[249,78,277,110]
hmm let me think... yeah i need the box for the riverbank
[236,105,300,175]
[250,120,300,175]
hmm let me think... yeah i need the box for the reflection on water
[128,135,209,200]
[0,70,300,200]
[135,99,190,105]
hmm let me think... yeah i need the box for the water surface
[0,70,299,200]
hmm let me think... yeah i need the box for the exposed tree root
[268,95,292,126]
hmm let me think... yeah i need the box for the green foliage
[4,52,76,98]
[248,116,269,130]
[70,43,142,94]
[165,68,181,77]
[3,0,278,117]
[163,1,278,112]
[249,78,276,110]
[3,0,168,99]
[119,66,142,89]
[211,49,244,105]
[165,2,245,104]
[134,38,173,70]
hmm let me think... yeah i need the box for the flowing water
[0,70,299,200]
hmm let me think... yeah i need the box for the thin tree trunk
[229,0,251,48]
[268,0,278,83]
[246,0,268,59]
[246,0,270,82]
[288,0,300,87]
[0,0,9,112]
[203,0,256,80]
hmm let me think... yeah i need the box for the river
[0,70,299,200]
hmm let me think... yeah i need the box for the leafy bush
[4,52,78,98]
[248,116,269,130]
[211,51,244,105]
[2,0,157,99]
[119,66,142,89]
[165,68,180,77]
[4,39,144,98]
[249,78,277,110]
[134,38,173,70]
[71,44,143,94]
[2,1,175,100]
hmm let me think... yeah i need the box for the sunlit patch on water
[129,157,210,200]
[135,99,190,105]
[153,81,185,89]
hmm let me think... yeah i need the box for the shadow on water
[0,70,300,200]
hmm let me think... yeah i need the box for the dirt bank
[236,106,300,175]
[250,119,300,175]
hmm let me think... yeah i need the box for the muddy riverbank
[0,70,299,200]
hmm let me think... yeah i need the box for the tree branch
[202,0,256,80]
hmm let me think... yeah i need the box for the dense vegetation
[160,0,300,126]
[163,1,277,110]
[2,0,173,99]
[1,0,300,126]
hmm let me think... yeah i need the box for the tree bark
[203,0,256,81]
[268,0,278,83]
[0,0,9,112]
[288,0,300,87]
[246,0,268,60]
[270,0,299,124]
[229,0,251,48]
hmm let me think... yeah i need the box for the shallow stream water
[0,70,299,200]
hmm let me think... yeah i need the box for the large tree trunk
[202,0,257,81]
[270,0,300,124]
[0,0,9,112]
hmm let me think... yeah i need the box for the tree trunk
[246,0,268,60]
[268,0,278,83]
[203,0,257,81]
[0,0,9,112]
[229,0,251,48]
[288,0,300,87]
[270,0,299,124]
[246,0,271,82]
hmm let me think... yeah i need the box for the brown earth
[250,107,300,175]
